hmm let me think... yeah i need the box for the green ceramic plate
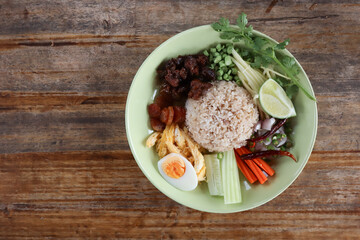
[125,25,318,213]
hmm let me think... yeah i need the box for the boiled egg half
[158,153,198,191]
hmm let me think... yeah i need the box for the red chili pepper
[238,150,297,162]
[248,119,287,143]
[247,141,256,148]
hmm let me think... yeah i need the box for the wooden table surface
[0,0,359,239]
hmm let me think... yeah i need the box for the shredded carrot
[234,147,247,156]
[235,146,275,184]
[234,150,258,183]
[245,160,267,184]
[236,147,275,176]
[253,158,275,176]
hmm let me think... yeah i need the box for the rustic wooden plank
[0,0,136,35]
[0,44,147,93]
[133,0,360,35]
[1,0,358,36]
[0,101,126,154]
[0,93,358,153]
[0,151,358,239]
[0,40,358,95]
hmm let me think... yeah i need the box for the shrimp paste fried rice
[185,81,259,152]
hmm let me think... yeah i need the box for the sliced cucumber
[205,154,224,196]
[221,150,242,204]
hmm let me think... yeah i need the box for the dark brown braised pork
[156,54,216,101]
[149,54,216,131]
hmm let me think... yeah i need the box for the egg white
[158,153,198,191]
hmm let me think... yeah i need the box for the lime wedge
[259,79,296,119]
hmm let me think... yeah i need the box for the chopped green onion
[225,56,232,66]
[217,152,224,160]
[214,56,222,63]
[267,145,275,150]
[227,46,233,54]
[216,43,222,51]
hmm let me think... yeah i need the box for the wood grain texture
[0,0,359,239]
[0,151,359,239]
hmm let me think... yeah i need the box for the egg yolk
[161,156,186,179]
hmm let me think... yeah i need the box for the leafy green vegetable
[211,14,316,101]
[275,38,290,50]
[273,76,299,99]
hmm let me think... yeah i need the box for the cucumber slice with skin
[221,150,242,204]
[205,154,224,196]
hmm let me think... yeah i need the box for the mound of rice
[185,81,259,152]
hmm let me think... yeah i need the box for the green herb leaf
[253,36,267,51]
[250,55,272,68]
[275,38,290,49]
[211,22,222,31]
[219,32,236,39]
[280,56,300,76]
[285,84,299,99]
[236,13,248,31]
[219,17,230,28]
